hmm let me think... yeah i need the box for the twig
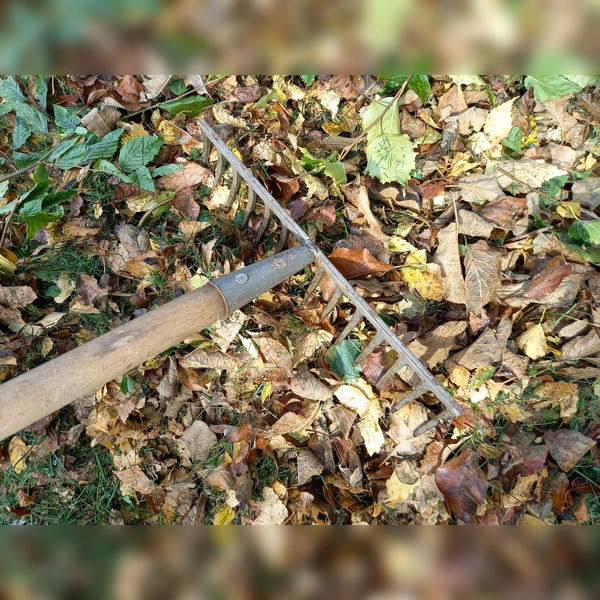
[491,162,564,206]
[120,88,200,121]
[138,197,175,228]
[339,76,413,161]
[0,144,59,185]
[0,200,18,247]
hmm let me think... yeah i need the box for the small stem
[138,197,175,228]
[0,144,60,185]
[0,200,18,247]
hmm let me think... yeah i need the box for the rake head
[198,119,463,437]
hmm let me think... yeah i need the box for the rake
[0,120,462,442]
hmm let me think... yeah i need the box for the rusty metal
[199,120,463,436]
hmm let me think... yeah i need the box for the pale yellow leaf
[400,251,443,301]
[516,324,548,360]
[9,436,29,474]
[386,470,417,505]
[252,487,288,525]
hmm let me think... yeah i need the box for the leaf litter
[1,75,600,524]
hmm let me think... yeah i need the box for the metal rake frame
[198,119,463,436]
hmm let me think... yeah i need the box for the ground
[0,75,599,524]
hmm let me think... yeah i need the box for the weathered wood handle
[0,245,315,441]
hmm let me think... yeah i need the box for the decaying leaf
[269,402,320,437]
[516,324,548,360]
[530,381,579,419]
[435,449,489,523]
[560,329,600,360]
[290,366,332,401]
[464,241,501,316]
[296,450,324,485]
[0,286,36,308]
[400,250,444,301]
[524,257,572,299]
[114,466,155,495]
[252,486,288,525]
[156,161,212,192]
[433,223,467,304]
[8,436,30,474]
[177,420,218,463]
[544,430,595,472]
[408,321,467,369]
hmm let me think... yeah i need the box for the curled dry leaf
[114,466,155,495]
[433,223,466,304]
[328,247,394,279]
[8,436,29,474]
[252,486,288,525]
[524,256,572,299]
[464,241,501,316]
[544,430,595,472]
[435,449,489,523]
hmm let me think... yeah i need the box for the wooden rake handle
[0,245,315,441]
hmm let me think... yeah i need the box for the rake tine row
[199,120,463,436]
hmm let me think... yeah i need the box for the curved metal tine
[224,170,241,211]
[390,381,428,413]
[336,310,363,343]
[304,263,325,300]
[275,225,288,253]
[413,410,450,437]
[255,205,272,242]
[211,153,226,191]
[353,332,385,366]
[318,287,342,323]
[376,355,408,389]
[202,135,211,165]
[242,188,257,228]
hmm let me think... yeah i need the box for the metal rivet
[235,273,248,284]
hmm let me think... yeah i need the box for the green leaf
[55,144,86,169]
[564,75,600,88]
[49,136,81,162]
[378,75,409,95]
[325,339,362,383]
[541,175,568,199]
[0,181,9,201]
[33,163,49,184]
[409,75,431,105]
[41,189,77,212]
[556,231,600,265]
[322,161,346,185]
[254,89,278,108]
[169,78,187,95]
[13,102,48,134]
[19,180,50,205]
[500,126,523,157]
[300,75,316,86]
[524,75,581,103]
[13,151,43,169]
[152,164,184,177]
[120,374,136,394]
[35,76,48,110]
[53,105,80,131]
[568,220,600,245]
[362,97,416,185]
[0,103,13,116]
[0,199,18,216]
[451,75,486,87]
[83,128,124,163]
[0,76,26,103]
[93,159,134,183]
[21,211,62,240]
[130,166,155,192]
[119,136,163,173]
[11,117,30,149]
[161,95,214,117]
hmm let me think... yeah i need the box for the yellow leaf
[516,323,548,360]
[556,202,581,219]
[386,471,417,505]
[157,119,180,146]
[9,436,30,473]
[499,401,532,423]
[400,251,443,301]
[260,381,272,403]
[0,248,17,275]
[121,123,149,144]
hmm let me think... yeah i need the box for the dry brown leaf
[408,321,467,368]
[437,86,468,120]
[114,466,155,495]
[211,310,246,352]
[503,473,539,508]
[387,403,434,456]
[453,328,502,371]
[297,450,324,485]
[76,275,106,306]
[457,209,495,238]
[545,96,587,147]
[435,449,488,523]
[524,256,572,299]
[328,247,394,279]
[574,496,591,523]
[480,196,527,230]
[531,381,579,419]
[81,105,121,137]
[141,75,171,99]
[561,330,600,360]
[544,430,595,472]
[180,349,240,372]
[290,366,332,401]
[256,337,293,374]
[516,324,548,360]
[458,174,506,204]
[156,162,212,193]
[269,402,320,437]
[177,420,218,463]
[341,183,383,232]
[0,286,37,308]
[171,189,200,220]
[433,223,467,304]
[252,487,288,525]
[464,241,501,316]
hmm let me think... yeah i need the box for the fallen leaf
[357,400,385,456]
[574,496,591,523]
[214,504,237,525]
[483,98,516,156]
[408,320,467,368]
[464,241,501,316]
[341,183,383,232]
[457,209,495,238]
[544,430,595,472]
[437,85,468,120]
[480,196,527,230]
[256,337,293,374]
[211,310,247,352]
[495,158,568,193]
[529,381,579,419]
[269,402,320,437]
[561,330,600,360]
[400,250,444,301]
[545,96,587,147]
[141,75,171,99]
[171,189,200,220]
[156,161,212,193]
[516,324,548,360]
[76,275,106,306]
[290,366,332,401]
[8,436,29,474]
[386,470,418,504]
[177,420,218,463]
[524,256,572,299]
[435,449,489,523]
[433,223,467,304]
[0,286,36,308]
[458,174,506,204]
[297,450,324,485]
[114,466,155,495]
[328,247,394,279]
[503,473,539,508]
[252,486,288,525]
[387,403,435,456]
[81,105,121,137]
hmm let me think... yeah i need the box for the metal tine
[211,153,226,191]
[318,287,343,323]
[276,225,289,253]
[354,332,385,366]
[255,205,272,242]
[305,262,325,300]
[336,310,363,343]
[390,381,429,413]
[224,170,241,211]
[202,135,211,165]
[242,189,257,228]
[376,355,408,389]
[413,410,451,437]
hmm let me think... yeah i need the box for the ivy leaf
[53,105,81,131]
[325,339,362,383]
[524,75,581,103]
[568,220,600,246]
[409,75,431,105]
[160,95,214,117]
[11,117,30,149]
[0,76,26,103]
[362,97,416,185]
[119,136,163,173]
[93,159,134,183]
